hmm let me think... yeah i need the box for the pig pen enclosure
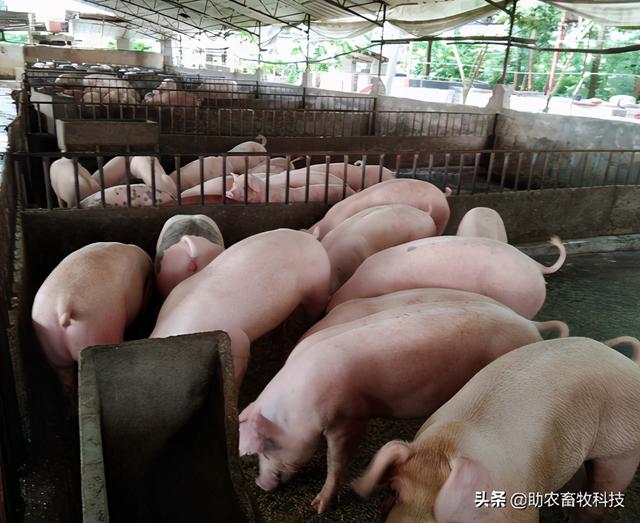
[2,69,640,522]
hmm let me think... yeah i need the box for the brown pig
[328,235,566,319]
[308,179,450,239]
[320,204,438,292]
[355,337,640,523]
[150,229,331,386]
[239,300,568,513]
[31,243,153,391]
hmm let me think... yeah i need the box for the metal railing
[11,147,640,210]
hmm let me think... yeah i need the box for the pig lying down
[239,299,568,512]
[31,243,153,392]
[309,179,451,239]
[328,235,567,318]
[50,157,99,207]
[355,337,640,523]
[456,206,508,242]
[224,172,355,204]
[155,214,225,298]
[80,184,175,208]
[150,229,330,386]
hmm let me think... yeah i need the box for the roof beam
[115,0,229,38]
[156,0,259,35]
[215,0,303,31]
[79,0,181,38]
[319,0,383,26]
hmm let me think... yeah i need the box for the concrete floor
[240,250,640,522]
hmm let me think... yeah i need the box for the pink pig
[150,229,330,385]
[225,172,353,203]
[320,204,438,292]
[129,156,177,198]
[239,300,568,513]
[91,156,129,188]
[456,206,508,242]
[298,162,394,191]
[31,242,153,392]
[225,136,268,173]
[301,288,569,341]
[355,337,640,523]
[154,214,225,298]
[50,157,99,207]
[328,235,566,318]
[80,184,175,208]
[309,179,451,239]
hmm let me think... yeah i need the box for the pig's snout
[256,470,281,491]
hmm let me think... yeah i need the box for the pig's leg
[312,421,367,513]
[569,451,640,523]
[227,327,251,388]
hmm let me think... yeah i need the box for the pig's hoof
[311,493,329,514]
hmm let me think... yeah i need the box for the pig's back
[433,338,640,478]
[331,236,544,317]
[153,229,328,339]
[288,302,542,419]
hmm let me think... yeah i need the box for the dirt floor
[239,250,640,522]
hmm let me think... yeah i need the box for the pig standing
[31,243,153,391]
[309,179,450,239]
[155,214,225,298]
[239,300,568,512]
[456,206,508,242]
[320,204,438,292]
[355,337,640,523]
[328,235,566,319]
[301,288,569,340]
[150,229,331,385]
[50,157,99,207]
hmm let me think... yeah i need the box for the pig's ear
[352,440,411,497]
[239,412,283,456]
[311,227,320,239]
[433,457,495,522]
